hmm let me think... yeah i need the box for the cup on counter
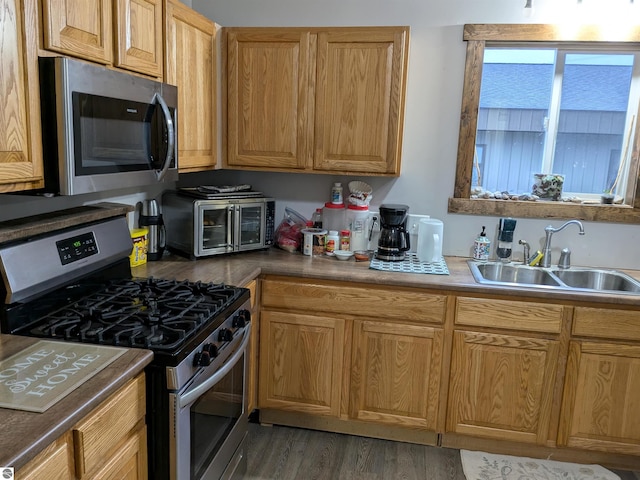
[417,218,443,263]
[301,228,327,256]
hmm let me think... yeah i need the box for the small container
[334,250,354,261]
[472,226,491,262]
[354,250,373,262]
[340,230,351,251]
[331,182,343,204]
[325,230,339,255]
[301,228,327,256]
[322,202,345,233]
[129,228,149,267]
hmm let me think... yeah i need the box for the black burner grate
[25,278,245,352]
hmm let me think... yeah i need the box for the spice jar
[340,229,351,251]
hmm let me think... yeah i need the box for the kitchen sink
[468,261,640,294]
[550,268,640,293]
[470,263,562,287]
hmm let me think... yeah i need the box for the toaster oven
[162,190,275,258]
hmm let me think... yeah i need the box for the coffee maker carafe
[376,204,410,261]
[139,199,166,261]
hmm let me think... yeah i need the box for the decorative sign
[0,341,127,413]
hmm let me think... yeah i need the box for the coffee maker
[376,204,410,261]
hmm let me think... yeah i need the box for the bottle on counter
[496,218,516,263]
[472,226,491,262]
[331,182,343,204]
[311,208,323,228]
[340,230,351,251]
[325,230,339,255]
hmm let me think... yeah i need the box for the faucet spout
[540,220,585,268]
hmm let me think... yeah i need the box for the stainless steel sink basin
[468,261,640,294]
[550,268,640,293]
[470,263,562,287]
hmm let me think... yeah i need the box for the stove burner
[24,278,246,352]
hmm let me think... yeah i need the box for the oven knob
[218,328,233,342]
[232,310,251,328]
[193,351,211,367]
[203,343,218,358]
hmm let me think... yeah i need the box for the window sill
[448,197,640,224]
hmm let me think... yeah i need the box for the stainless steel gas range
[0,215,251,480]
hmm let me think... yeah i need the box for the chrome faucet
[540,220,585,268]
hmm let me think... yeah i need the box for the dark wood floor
[246,423,640,480]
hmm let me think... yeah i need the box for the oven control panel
[56,231,98,265]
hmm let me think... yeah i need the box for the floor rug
[460,450,620,480]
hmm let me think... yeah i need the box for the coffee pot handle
[402,228,411,252]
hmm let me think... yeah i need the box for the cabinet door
[259,310,345,416]
[226,29,313,170]
[42,0,113,64]
[16,432,75,480]
[314,28,409,175]
[350,320,443,430]
[114,0,163,77]
[165,0,218,172]
[558,341,640,455]
[447,330,559,445]
[0,0,44,192]
[89,426,148,480]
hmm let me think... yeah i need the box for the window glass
[476,47,635,199]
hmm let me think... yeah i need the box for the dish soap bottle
[472,226,491,262]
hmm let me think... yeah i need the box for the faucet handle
[518,239,530,265]
[558,248,571,269]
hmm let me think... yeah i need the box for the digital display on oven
[56,231,98,265]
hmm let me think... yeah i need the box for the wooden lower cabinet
[16,374,147,480]
[558,340,640,455]
[446,329,559,445]
[350,320,443,430]
[259,276,446,436]
[16,432,75,480]
[259,310,346,417]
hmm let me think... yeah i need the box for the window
[449,24,640,224]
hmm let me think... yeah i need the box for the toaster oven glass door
[199,205,233,255]
[237,204,265,249]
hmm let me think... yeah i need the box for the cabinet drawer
[573,307,640,341]
[73,374,146,478]
[455,297,564,333]
[262,277,446,324]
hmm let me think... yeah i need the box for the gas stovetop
[0,216,250,367]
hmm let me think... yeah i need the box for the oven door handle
[176,323,251,409]
[153,92,176,181]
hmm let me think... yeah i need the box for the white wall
[188,0,640,269]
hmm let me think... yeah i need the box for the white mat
[460,450,620,480]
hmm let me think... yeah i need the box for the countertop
[133,248,640,307]
[0,335,152,471]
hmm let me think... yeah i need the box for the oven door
[169,325,250,480]
[235,201,269,251]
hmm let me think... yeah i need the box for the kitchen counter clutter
[134,248,640,307]
[136,249,640,471]
[0,334,152,474]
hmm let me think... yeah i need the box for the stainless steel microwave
[162,190,276,258]
[39,56,178,196]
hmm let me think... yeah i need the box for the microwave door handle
[176,324,251,409]
[153,92,175,181]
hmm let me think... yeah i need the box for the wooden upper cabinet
[42,0,114,64]
[0,0,44,192]
[41,0,163,78]
[224,27,409,175]
[314,29,408,175]
[114,0,163,77]
[165,0,218,172]
[226,29,312,170]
